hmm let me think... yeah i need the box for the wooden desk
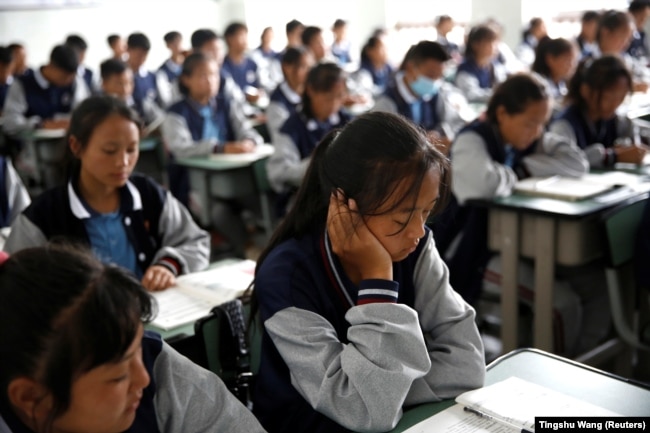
[472,183,650,354]
[387,348,650,433]
[175,144,274,236]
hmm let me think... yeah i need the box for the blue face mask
[409,75,441,99]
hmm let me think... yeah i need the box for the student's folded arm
[3,214,48,253]
[548,119,606,168]
[155,70,173,109]
[2,80,40,136]
[228,101,263,145]
[152,192,210,274]
[153,342,266,433]
[5,161,31,225]
[264,303,431,432]
[523,132,589,178]
[370,95,397,114]
[454,72,492,103]
[451,131,517,204]
[161,113,216,158]
[266,132,310,193]
[406,232,485,405]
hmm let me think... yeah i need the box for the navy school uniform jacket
[359,60,394,91]
[627,29,649,59]
[0,79,11,110]
[165,83,235,207]
[4,171,210,276]
[432,120,535,304]
[555,104,618,150]
[221,56,260,92]
[16,71,74,120]
[252,226,485,433]
[133,68,161,108]
[381,77,441,130]
[455,58,494,89]
[0,331,266,433]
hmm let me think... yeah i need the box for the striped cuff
[357,279,400,305]
[155,257,181,276]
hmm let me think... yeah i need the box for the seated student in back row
[162,52,262,258]
[530,37,576,111]
[156,31,185,108]
[354,34,394,97]
[454,25,506,103]
[0,245,266,433]
[267,63,350,214]
[373,40,467,153]
[549,55,648,168]
[0,46,13,112]
[222,22,263,106]
[4,96,210,292]
[2,44,90,137]
[437,74,608,356]
[253,111,484,433]
[265,46,313,142]
[100,58,165,135]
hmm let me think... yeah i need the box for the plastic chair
[601,196,650,354]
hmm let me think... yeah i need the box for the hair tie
[0,251,9,266]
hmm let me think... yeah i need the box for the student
[222,22,262,104]
[0,46,13,112]
[266,47,313,142]
[267,63,350,211]
[100,59,164,134]
[191,28,222,62]
[253,111,485,433]
[627,0,650,60]
[301,26,328,63]
[530,37,576,107]
[0,156,30,227]
[592,10,635,58]
[331,19,352,66]
[251,27,284,94]
[454,25,506,103]
[157,31,185,108]
[107,34,127,61]
[436,15,461,62]
[440,74,598,355]
[515,17,547,67]
[549,55,648,168]
[2,44,90,137]
[577,11,600,59]
[354,35,394,97]
[284,19,305,51]
[0,245,266,433]
[7,43,31,77]
[65,34,96,93]
[126,32,163,109]
[4,96,209,291]
[373,41,467,152]
[162,53,262,257]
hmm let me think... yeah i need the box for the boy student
[107,33,127,61]
[0,46,14,112]
[157,31,185,107]
[126,32,163,110]
[65,34,97,94]
[100,58,164,134]
[2,44,90,137]
[7,43,30,77]
[222,22,263,104]
[436,15,461,62]
[302,26,329,63]
[284,19,305,51]
[627,0,650,60]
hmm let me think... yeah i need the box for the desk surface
[175,143,273,170]
[388,348,650,432]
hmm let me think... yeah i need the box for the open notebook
[403,377,620,433]
[149,260,255,331]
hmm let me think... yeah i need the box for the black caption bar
[536,417,649,432]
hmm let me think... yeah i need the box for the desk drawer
[488,210,604,266]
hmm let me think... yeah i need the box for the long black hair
[531,37,573,78]
[301,62,346,118]
[565,55,632,110]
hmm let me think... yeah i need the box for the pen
[463,406,534,433]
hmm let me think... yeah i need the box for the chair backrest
[601,196,647,267]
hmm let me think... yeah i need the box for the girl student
[0,245,266,433]
[354,35,394,97]
[439,74,608,356]
[530,37,577,109]
[4,96,209,292]
[515,17,548,67]
[454,24,506,103]
[372,40,468,153]
[549,55,648,169]
[162,52,263,257]
[265,46,313,142]
[252,111,485,433]
[266,62,351,214]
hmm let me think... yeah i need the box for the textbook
[208,143,274,162]
[149,260,255,331]
[513,176,614,201]
[402,377,620,433]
